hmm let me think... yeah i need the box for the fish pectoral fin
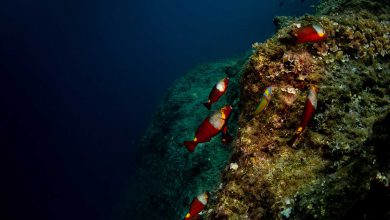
[203,101,212,110]
[184,141,197,152]
[222,125,228,134]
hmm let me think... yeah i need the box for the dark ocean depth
[0,0,316,219]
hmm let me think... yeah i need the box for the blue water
[0,0,315,219]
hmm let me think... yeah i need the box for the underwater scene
[1,0,389,219]
[123,0,390,219]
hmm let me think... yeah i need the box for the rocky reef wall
[121,0,389,219]
[206,0,390,219]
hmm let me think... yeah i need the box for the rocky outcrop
[207,1,390,219]
[123,0,389,219]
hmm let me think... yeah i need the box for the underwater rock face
[123,0,390,219]
[206,0,390,219]
[120,57,247,220]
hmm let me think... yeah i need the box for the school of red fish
[182,23,327,220]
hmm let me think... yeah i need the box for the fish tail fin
[221,133,233,144]
[287,136,297,147]
[203,101,211,110]
[287,130,302,147]
[184,141,197,152]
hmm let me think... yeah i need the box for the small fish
[254,86,273,115]
[288,85,318,147]
[184,105,233,152]
[279,1,284,6]
[203,77,229,110]
[290,24,327,44]
[301,0,305,2]
[184,192,209,220]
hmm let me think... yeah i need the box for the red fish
[203,77,229,110]
[184,105,233,152]
[288,85,318,147]
[291,24,327,44]
[184,192,209,220]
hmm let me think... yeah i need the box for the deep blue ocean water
[0,0,316,219]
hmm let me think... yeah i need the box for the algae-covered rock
[124,0,389,219]
[119,56,248,220]
[206,0,390,219]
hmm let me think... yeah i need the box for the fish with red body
[203,77,229,110]
[288,85,318,147]
[184,105,233,152]
[291,24,327,44]
[183,192,209,220]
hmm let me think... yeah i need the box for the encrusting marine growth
[205,0,390,219]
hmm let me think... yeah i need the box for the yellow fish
[254,86,273,115]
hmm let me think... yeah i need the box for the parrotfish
[291,24,327,44]
[203,77,229,110]
[184,105,233,152]
[183,192,209,220]
[288,85,318,147]
[254,86,273,115]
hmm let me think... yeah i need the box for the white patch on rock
[229,163,238,170]
[281,87,297,94]
[293,23,301,28]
